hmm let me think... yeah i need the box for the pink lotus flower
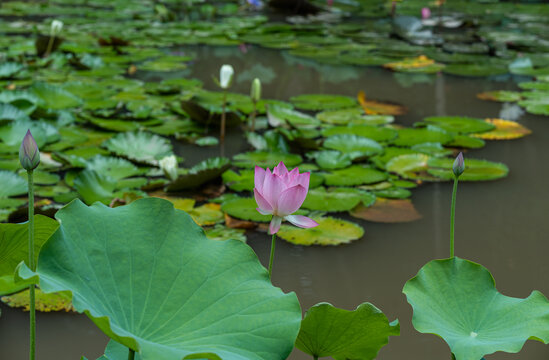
[254,162,318,235]
[421,7,431,20]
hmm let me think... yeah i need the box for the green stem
[44,35,55,57]
[128,349,135,360]
[220,91,227,143]
[268,233,276,279]
[450,177,458,258]
[313,356,318,360]
[250,101,257,132]
[28,170,35,360]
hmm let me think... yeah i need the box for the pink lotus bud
[421,7,431,19]
[453,152,465,178]
[327,0,334,7]
[19,130,40,171]
[254,162,318,235]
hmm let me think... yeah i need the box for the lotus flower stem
[268,233,276,279]
[250,101,257,132]
[128,349,135,360]
[220,91,227,143]
[449,177,458,258]
[28,170,36,360]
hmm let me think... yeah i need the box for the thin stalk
[220,91,227,143]
[250,101,257,132]
[268,234,276,279]
[450,177,458,258]
[128,349,135,360]
[313,356,318,360]
[44,36,55,58]
[28,170,35,360]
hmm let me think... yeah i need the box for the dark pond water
[1,45,549,360]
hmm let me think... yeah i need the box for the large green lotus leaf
[221,197,271,222]
[296,302,399,359]
[0,215,58,295]
[403,257,549,360]
[321,125,398,142]
[290,94,356,111]
[277,216,364,246]
[323,135,383,159]
[427,157,509,181]
[267,106,320,128]
[392,128,453,147]
[19,198,302,360]
[323,165,388,186]
[85,156,142,181]
[103,131,173,166]
[30,82,82,110]
[233,151,302,169]
[0,170,28,198]
[73,170,118,205]
[423,116,495,134]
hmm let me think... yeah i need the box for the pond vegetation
[1,0,549,359]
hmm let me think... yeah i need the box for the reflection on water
[1,45,548,359]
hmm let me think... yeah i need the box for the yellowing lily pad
[358,91,407,115]
[471,119,532,140]
[156,197,224,226]
[277,216,364,246]
[1,288,74,312]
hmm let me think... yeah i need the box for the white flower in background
[50,20,63,36]
[219,64,234,89]
[159,155,178,181]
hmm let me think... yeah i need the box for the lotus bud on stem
[45,19,63,57]
[218,64,234,143]
[254,162,318,278]
[450,152,464,258]
[250,78,261,132]
[20,130,40,360]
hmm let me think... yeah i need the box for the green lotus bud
[452,152,464,178]
[19,130,40,171]
[251,78,261,102]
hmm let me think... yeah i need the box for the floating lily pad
[103,131,173,166]
[411,142,453,157]
[358,91,407,115]
[323,165,388,186]
[471,119,532,140]
[302,187,373,212]
[233,151,302,168]
[296,302,399,360]
[73,170,117,205]
[477,91,522,102]
[165,157,230,192]
[204,225,247,243]
[446,135,486,149]
[18,170,60,185]
[308,150,352,170]
[423,116,495,134]
[30,82,82,110]
[0,170,28,198]
[290,94,356,111]
[317,108,394,125]
[0,62,24,79]
[222,169,254,192]
[350,198,422,223]
[85,156,142,181]
[427,157,509,181]
[443,63,508,77]
[0,102,31,122]
[392,128,453,147]
[386,154,433,180]
[2,288,73,312]
[277,216,364,246]
[321,125,398,142]
[268,105,320,127]
[17,198,302,360]
[0,215,59,295]
[403,257,549,360]
[221,197,271,222]
[323,135,383,159]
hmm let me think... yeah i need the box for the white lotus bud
[159,155,178,181]
[50,20,63,36]
[219,64,234,89]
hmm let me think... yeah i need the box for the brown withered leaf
[350,198,422,223]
